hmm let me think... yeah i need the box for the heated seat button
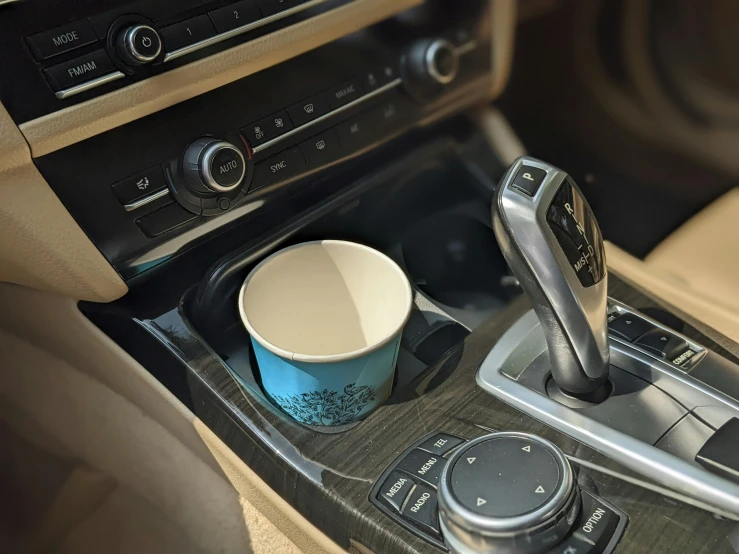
[136,203,197,237]
[417,434,465,457]
[27,20,98,61]
[287,94,330,127]
[43,50,116,92]
[607,314,655,343]
[242,110,294,149]
[251,147,306,190]
[396,449,444,488]
[378,471,414,512]
[111,166,168,205]
[325,79,364,110]
[161,15,216,52]
[635,329,688,360]
[209,0,261,33]
[571,491,620,552]
[299,129,341,168]
[363,63,398,92]
[401,483,441,537]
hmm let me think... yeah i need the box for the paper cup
[238,240,412,426]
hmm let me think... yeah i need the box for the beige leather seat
[645,188,739,313]
[605,188,739,343]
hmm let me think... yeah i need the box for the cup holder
[401,213,516,328]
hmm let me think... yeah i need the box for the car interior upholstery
[1,1,738,553]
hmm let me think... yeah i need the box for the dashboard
[0,0,514,300]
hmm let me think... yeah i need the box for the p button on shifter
[511,165,547,196]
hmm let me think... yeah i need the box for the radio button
[287,94,330,127]
[325,79,364,110]
[27,20,97,61]
[161,15,216,53]
[209,0,261,33]
[43,50,117,92]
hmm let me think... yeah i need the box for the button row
[163,0,318,62]
[242,63,400,152]
[374,433,465,544]
[249,92,412,191]
[31,0,325,99]
[607,310,701,370]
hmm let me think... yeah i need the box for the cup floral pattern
[273,383,376,425]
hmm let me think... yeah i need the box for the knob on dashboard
[182,138,247,194]
[402,38,459,103]
[438,432,579,554]
[116,24,162,65]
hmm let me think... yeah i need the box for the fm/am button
[43,49,117,92]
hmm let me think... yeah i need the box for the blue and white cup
[238,240,413,426]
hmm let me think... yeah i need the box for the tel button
[378,470,414,512]
[27,19,98,61]
[418,433,465,457]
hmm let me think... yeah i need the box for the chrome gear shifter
[492,156,610,396]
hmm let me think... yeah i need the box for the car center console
[21,1,739,553]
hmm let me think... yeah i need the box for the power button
[118,25,162,65]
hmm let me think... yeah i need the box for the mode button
[27,19,98,61]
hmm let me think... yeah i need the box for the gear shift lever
[492,156,610,397]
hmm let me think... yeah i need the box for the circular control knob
[438,433,579,554]
[117,24,162,65]
[425,39,459,85]
[403,38,460,103]
[183,138,247,194]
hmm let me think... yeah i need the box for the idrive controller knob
[182,138,247,194]
[438,432,579,554]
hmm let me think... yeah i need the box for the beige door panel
[0,282,345,554]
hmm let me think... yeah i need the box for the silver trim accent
[124,188,170,211]
[439,433,574,534]
[252,78,403,154]
[200,141,246,192]
[453,39,479,57]
[54,71,126,99]
[124,25,162,63]
[476,309,739,518]
[425,38,459,85]
[163,0,328,63]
